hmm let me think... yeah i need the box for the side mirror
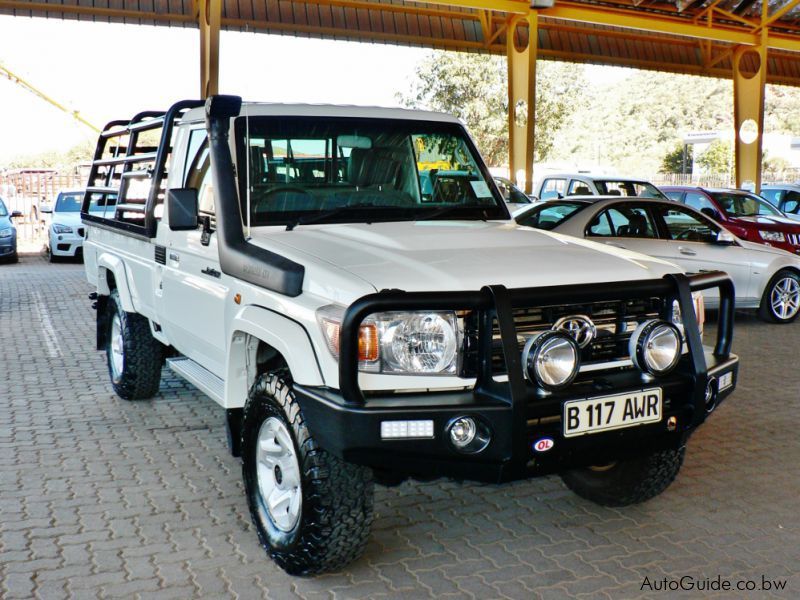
[716,230,736,245]
[10,211,22,219]
[700,207,720,220]
[168,188,198,231]
[40,207,52,214]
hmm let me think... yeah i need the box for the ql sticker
[533,438,554,453]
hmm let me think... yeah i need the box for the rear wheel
[759,269,800,324]
[560,446,685,507]
[105,290,163,400]
[242,373,374,575]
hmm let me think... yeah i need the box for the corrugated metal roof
[1,0,800,84]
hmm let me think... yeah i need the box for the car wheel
[242,373,374,575]
[759,269,800,324]
[560,446,685,507]
[105,290,163,400]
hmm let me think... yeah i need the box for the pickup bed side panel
[225,305,325,409]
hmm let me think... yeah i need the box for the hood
[252,220,682,296]
[52,211,83,227]
[729,214,800,231]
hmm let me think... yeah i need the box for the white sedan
[516,197,800,323]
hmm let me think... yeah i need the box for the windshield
[234,117,506,226]
[516,201,588,230]
[0,199,7,217]
[594,180,667,199]
[709,192,783,218]
[55,193,83,212]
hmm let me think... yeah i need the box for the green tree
[661,143,693,173]
[697,140,732,176]
[5,139,95,170]
[399,52,580,166]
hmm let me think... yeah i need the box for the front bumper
[49,229,85,256]
[296,272,739,483]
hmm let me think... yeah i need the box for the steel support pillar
[198,0,221,99]
[732,41,766,192]
[507,12,538,194]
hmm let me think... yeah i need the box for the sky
[0,15,629,164]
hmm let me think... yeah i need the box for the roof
[3,0,800,85]
[181,102,461,124]
[540,173,655,182]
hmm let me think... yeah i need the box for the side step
[167,356,225,404]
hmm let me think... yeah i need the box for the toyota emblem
[554,315,596,348]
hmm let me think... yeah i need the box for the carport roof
[3,0,800,84]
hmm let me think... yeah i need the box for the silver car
[516,197,800,323]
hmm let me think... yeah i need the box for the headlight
[759,230,785,242]
[53,224,73,234]
[317,306,459,375]
[670,292,705,340]
[0,228,12,238]
[630,320,682,376]
[522,331,580,390]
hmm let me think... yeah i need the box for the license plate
[563,388,662,438]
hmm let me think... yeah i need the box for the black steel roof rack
[81,100,204,238]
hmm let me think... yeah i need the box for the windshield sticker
[470,181,493,198]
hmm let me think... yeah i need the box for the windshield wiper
[415,203,494,222]
[285,203,391,231]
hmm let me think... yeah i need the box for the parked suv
[760,183,800,221]
[662,186,800,255]
[536,173,667,201]
[45,190,87,261]
[0,197,22,263]
[81,97,738,575]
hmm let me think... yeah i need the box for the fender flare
[95,253,136,313]
[224,305,325,409]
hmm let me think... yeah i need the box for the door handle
[679,247,697,256]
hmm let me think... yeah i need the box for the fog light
[447,416,491,454]
[380,420,434,439]
[718,371,733,390]
[704,377,718,413]
[630,320,681,376]
[522,331,580,390]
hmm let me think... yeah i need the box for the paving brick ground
[1,253,799,599]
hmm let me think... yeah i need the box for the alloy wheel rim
[770,277,800,320]
[255,416,302,532]
[110,313,124,377]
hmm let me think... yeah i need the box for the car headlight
[759,230,785,242]
[0,228,12,238]
[52,224,73,234]
[670,292,705,340]
[317,306,459,375]
[522,331,580,390]
[630,320,682,376]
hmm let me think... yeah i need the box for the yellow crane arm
[0,63,101,133]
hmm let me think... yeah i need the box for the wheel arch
[224,306,325,409]
[95,253,135,312]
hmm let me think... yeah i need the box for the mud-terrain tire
[105,290,163,400]
[242,373,374,575]
[758,269,800,324]
[560,446,686,507]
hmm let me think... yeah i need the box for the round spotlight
[522,331,580,390]
[447,417,491,454]
[629,320,682,376]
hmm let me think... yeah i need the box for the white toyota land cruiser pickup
[82,96,739,575]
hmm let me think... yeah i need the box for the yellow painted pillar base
[198,0,221,99]
[732,44,766,192]
[507,12,538,195]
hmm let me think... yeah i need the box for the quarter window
[587,206,656,238]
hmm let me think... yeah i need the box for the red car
[662,186,800,255]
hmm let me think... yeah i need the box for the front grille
[462,296,665,377]
[789,233,800,246]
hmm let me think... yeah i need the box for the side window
[540,178,566,200]
[185,133,214,219]
[658,205,719,243]
[684,192,716,213]
[664,191,683,202]
[781,191,800,214]
[567,179,593,196]
[761,189,782,206]
[587,206,656,238]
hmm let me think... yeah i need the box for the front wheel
[242,373,374,575]
[759,269,800,323]
[560,446,685,507]
[105,290,163,400]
